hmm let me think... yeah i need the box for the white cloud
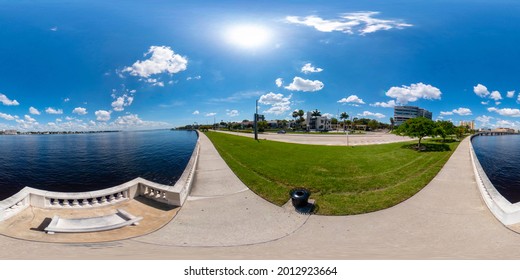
[45,107,63,114]
[517,94,520,104]
[64,98,70,102]
[29,106,41,115]
[192,110,200,115]
[50,26,58,32]
[24,115,36,122]
[205,112,217,117]
[301,63,323,74]
[452,107,472,116]
[111,94,134,111]
[72,107,88,115]
[337,95,365,104]
[0,94,19,106]
[359,111,385,119]
[476,115,493,125]
[258,92,292,115]
[186,76,201,81]
[0,112,16,121]
[370,100,397,108]
[286,11,412,35]
[95,110,111,121]
[481,101,489,105]
[114,114,143,126]
[146,78,164,87]
[507,90,515,98]
[487,107,520,117]
[385,82,442,105]
[275,78,283,87]
[490,90,502,101]
[322,113,334,118]
[226,109,239,117]
[284,77,324,92]
[473,84,490,98]
[495,119,517,128]
[440,108,472,116]
[123,46,188,79]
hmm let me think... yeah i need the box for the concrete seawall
[469,134,520,225]
[0,131,201,221]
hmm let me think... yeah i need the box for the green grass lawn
[204,131,459,215]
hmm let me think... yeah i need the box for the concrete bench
[44,209,142,234]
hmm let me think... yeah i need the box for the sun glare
[226,24,271,49]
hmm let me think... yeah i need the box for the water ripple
[473,134,520,203]
[0,130,197,200]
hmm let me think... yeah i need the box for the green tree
[393,117,436,150]
[389,117,395,131]
[455,126,465,140]
[435,120,455,142]
[257,120,268,132]
[352,117,359,132]
[340,112,349,130]
[368,119,379,131]
[292,109,305,130]
[329,117,337,131]
[292,110,299,127]
[311,109,321,117]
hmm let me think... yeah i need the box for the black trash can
[290,188,310,208]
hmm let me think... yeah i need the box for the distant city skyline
[1,1,520,131]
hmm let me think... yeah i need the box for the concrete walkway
[1,133,520,259]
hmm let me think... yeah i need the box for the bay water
[0,130,197,200]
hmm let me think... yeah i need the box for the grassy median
[205,131,459,215]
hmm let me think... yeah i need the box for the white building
[305,112,331,131]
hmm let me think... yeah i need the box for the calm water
[0,130,198,200]
[472,134,520,203]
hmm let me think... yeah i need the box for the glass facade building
[394,106,432,126]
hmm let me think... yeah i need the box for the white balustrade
[0,136,200,222]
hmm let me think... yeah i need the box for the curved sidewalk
[1,134,520,259]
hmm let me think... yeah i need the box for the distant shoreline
[0,130,121,135]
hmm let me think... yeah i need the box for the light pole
[254,99,258,140]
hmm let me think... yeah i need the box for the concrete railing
[0,134,200,222]
[469,134,520,225]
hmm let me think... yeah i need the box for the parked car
[277,130,286,134]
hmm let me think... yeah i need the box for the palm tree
[297,110,305,126]
[340,112,349,131]
[292,110,299,119]
[390,117,395,131]
[311,109,321,117]
[352,117,358,132]
[292,109,304,130]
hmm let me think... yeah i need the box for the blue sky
[2,0,520,131]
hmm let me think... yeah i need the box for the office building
[394,106,432,126]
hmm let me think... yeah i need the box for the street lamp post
[254,99,258,140]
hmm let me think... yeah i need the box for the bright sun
[226,24,271,49]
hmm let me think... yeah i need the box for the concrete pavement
[1,132,520,259]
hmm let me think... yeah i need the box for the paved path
[1,133,520,259]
